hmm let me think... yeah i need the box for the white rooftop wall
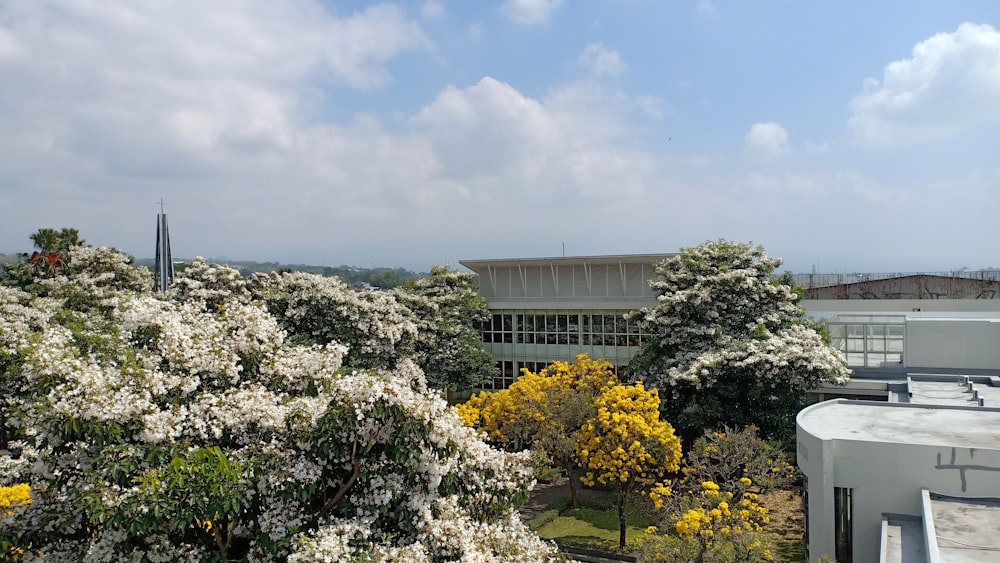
[905,319,1000,370]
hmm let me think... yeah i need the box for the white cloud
[636,95,665,119]
[849,22,1000,147]
[578,43,628,78]
[466,22,485,41]
[734,172,822,198]
[421,0,445,19]
[0,1,430,254]
[805,139,832,154]
[744,122,790,157]
[695,0,717,15]
[411,77,650,199]
[732,169,897,205]
[500,0,564,25]
[0,1,654,264]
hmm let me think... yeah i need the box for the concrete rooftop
[882,514,926,563]
[797,401,1000,450]
[929,493,1000,562]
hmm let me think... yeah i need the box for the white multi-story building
[462,254,1000,388]
[459,254,672,388]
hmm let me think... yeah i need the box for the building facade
[459,254,672,388]
[463,254,1000,388]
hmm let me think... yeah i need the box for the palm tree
[28,228,84,275]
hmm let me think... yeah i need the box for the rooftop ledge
[797,399,1000,449]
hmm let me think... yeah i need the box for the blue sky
[1,1,998,273]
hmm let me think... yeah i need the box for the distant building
[153,206,174,292]
[795,272,1000,301]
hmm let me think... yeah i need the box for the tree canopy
[29,227,84,254]
[577,381,681,550]
[458,354,618,507]
[394,265,497,390]
[628,240,851,442]
[0,244,559,561]
[460,355,680,550]
[3,228,89,289]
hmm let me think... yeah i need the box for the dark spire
[154,198,174,292]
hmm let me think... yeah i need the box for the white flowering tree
[248,270,419,371]
[628,240,851,442]
[395,265,497,390]
[0,245,561,561]
[171,257,251,311]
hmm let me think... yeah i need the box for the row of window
[829,322,905,367]
[485,360,550,390]
[481,312,645,347]
[484,359,625,390]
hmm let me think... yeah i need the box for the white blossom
[0,246,558,561]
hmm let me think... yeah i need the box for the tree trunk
[566,467,580,508]
[617,488,627,550]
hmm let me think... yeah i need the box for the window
[580,312,644,349]
[481,313,513,344]
[827,317,905,367]
[834,487,852,563]
[487,360,517,390]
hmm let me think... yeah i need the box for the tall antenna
[153,199,174,292]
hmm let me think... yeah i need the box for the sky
[1,1,999,273]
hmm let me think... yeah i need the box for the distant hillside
[134,257,427,289]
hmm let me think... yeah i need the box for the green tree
[395,265,497,390]
[577,381,681,550]
[628,240,851,443]
[29,227,84,254]
[2,228,88,291]
[0,246,560,561]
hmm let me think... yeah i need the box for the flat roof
[881,514,926,563]
[928,493,1000,562]
[797,400,1000,450]
[460,254,676,270]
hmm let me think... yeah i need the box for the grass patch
[536,506,655,552]
[759,489,806,563]
[528,508,561,530]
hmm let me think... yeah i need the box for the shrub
[637,480,777,562]
[680,426,796,494]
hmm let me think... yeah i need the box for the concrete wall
[905,319,1000,370]
[804,299,1000,318]
[472,263,659,300]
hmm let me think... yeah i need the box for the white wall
[804,299,1000,319]
[905,319,1000,370]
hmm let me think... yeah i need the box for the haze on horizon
[1,1,998,273]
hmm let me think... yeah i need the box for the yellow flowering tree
[576,382,682,550]
[638,479,774,562]
[1,483,32,559]
[458,354,619,507]
[0,484,31,514]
